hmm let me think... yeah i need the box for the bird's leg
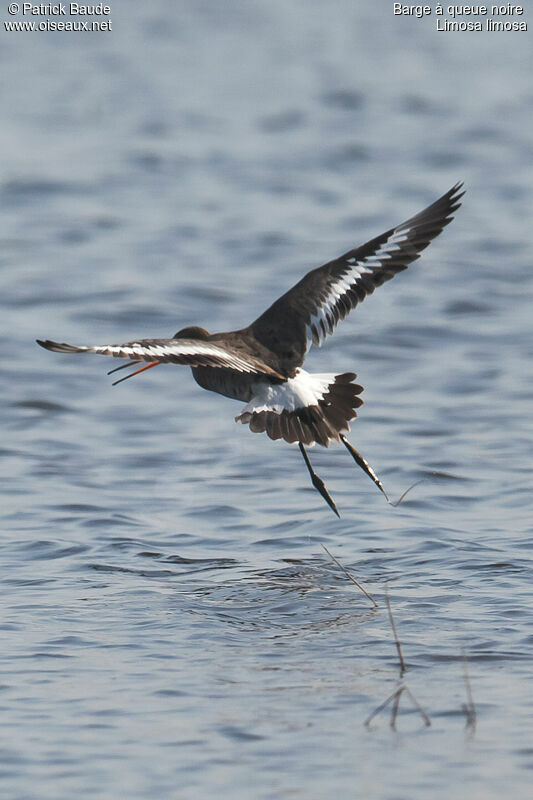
[339,434,390,502]
[340,435,423,506]
[298,442,340,517]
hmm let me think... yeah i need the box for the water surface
[1,2,532,798]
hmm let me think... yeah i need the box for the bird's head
[173,326,211,340]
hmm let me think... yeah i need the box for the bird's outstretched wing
[36,338,274,375]
[250,183,464,360]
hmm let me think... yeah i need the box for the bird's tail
[236,371,364,447]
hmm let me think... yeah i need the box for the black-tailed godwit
[38,183,464,515]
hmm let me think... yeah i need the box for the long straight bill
[107,360,141,376]
[112,361,160,386]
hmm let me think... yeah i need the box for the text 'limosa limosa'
[38,183,464,515]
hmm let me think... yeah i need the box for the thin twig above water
[461,649,476,736]
[365,586,430,729]
[386,586,406,677]
[321,544,378,608]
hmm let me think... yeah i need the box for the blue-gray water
[1,2,532,798]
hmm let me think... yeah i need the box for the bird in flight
[38,183,464,515]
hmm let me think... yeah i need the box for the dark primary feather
[250,182,464,365]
